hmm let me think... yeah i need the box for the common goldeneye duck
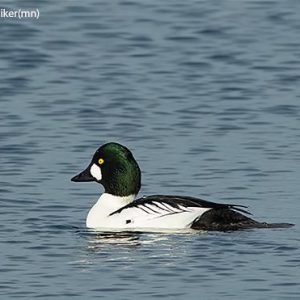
[71,142,293,231]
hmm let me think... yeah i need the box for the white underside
[86,193,211,230]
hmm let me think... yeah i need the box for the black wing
[109,195,250,216]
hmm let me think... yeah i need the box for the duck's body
[72,142,293,231]
[86,193,211,229]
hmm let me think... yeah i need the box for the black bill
[71,166,94,182]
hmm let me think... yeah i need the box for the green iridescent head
[71,142,141,197]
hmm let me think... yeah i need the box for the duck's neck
[86,193,136,228]
[97,193,136,211]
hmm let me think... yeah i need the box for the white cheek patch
[90,164,102,181]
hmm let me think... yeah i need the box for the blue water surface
[0,0,300,299]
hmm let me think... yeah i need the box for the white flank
[90,164,102,181]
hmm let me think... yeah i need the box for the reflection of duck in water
[84,231,141,247]
[72,143,293,231]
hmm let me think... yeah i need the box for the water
[1,0,300,299]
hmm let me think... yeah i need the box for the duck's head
[71,143,141,197]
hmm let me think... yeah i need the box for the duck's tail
[191,208,294,231]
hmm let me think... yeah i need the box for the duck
[71,142,293,231]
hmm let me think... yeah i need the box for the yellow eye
[98,158,104,165]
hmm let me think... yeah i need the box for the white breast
[86,193,135,228]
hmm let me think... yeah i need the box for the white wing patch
[153,201,173,212]
[115,201,210,229]
[106,198,213,229]
[134,201,192,217]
